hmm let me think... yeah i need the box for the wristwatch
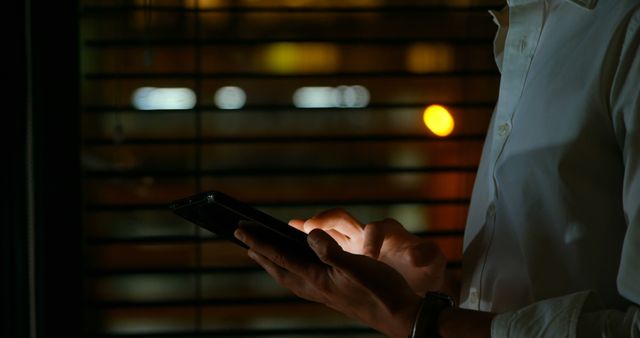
[408,291,455,338]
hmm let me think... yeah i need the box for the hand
[234,227,422,338]
[289,209,446,295]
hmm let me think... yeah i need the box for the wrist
[408,291,455,338]
[382,294,422,338]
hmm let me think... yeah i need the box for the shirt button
[487,204,496,218]
[469,288,480,309]
[497,122,511,137]
[519,39,527,53]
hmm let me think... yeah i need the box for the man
[235,0,640,336]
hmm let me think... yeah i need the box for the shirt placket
[471,0,545,311]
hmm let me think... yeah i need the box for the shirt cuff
[491,291,594,338]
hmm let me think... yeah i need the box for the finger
[235,228,316,275]
[247,250,318,298]
[307,229,374,275]
[362,221,386,259]
[326,229,350,249]
[304,208,364,239]
[247,249,294,284]
[290,218,350,248]
[234,228,250,245]
[288,219,306,232]
[307,229,351,268]
[307,229,414,301]
[363,218,417,258]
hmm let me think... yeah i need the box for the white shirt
[459,0,640,336]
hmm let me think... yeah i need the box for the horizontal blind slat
[81,0,494,334]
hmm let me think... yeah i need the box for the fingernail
[234,229,245,242]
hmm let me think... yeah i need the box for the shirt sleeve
[610,6,640,311]
[491,291,640,337]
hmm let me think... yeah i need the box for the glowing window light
[423,104,454,137]
[407,43,455,73]
[293,85,370,108]
[332,85,370,108]
[264,43,339,74]
[132,87,197,110]
[214,86,246,110]
[293,87,335,108]
[183,0,227,9]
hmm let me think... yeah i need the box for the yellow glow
[263,43,339,74]
[423,105,454,137]
[184,0,229,9]
[242,0,383,8]
[407,43,455,73]
[265,43,298,73]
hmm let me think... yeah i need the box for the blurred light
[407,43,455,73]
[264,43,339,74]
[183,0,229,9]
[293,87,334,108]
[332,85,370,108]
[214,86,246,110]
[293,85,370,108]
[423,104,454,137]
[274,0,383,8]
[387,204,428,233]
[132,87,196,110]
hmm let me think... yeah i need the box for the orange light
[423,105,454,137]
[406,43,455,73]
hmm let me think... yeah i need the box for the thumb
[307,228,347,267]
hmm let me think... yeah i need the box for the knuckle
[328,207,348,215]
[313,241,332,260]
[366,218,400,231]
[271,269,288,285]
[382,217,402,227]
[315,276,332,294]
[269,252,289,268]
[364,221,380,229]
[363,221,382,235]
[361,245,377,258]
[363,221,385,237]
[313,207,348,220]
[305,266,332,292]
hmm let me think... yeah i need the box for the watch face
[428,291,455,307]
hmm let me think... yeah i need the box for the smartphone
[169,190,316,258]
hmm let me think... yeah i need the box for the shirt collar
[506,0,598,9]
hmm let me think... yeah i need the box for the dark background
[4,1,501,337]
[3,0,82,337]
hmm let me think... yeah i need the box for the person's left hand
[234,227,422,338]
[289,209,447,295]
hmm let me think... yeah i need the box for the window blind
[80,0,501,336]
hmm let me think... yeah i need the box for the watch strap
[408,291,455,338]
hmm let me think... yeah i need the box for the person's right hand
[289,208,446,295]
[235,227,422,338]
